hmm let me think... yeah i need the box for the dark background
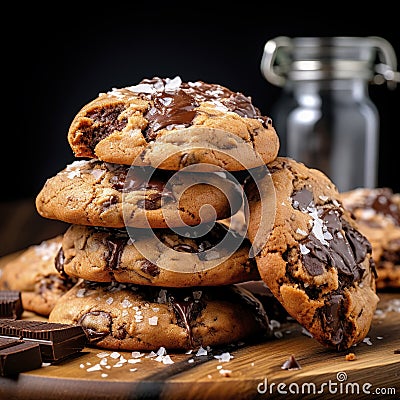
[3,7,400,201]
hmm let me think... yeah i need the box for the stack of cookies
[17,75,379,353]
[35,76,280,351]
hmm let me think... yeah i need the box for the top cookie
[68,76,279,170]
[245,157,379,351]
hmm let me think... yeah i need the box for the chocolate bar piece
[0,337,42,376]
[0,291,23,319]
[0,319,87,362]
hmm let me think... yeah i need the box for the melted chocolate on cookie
[292,188,371,282]
[105,163,175,208]
[112,77,272,141]
[291,188,375,349]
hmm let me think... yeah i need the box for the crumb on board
[345,353,357,361]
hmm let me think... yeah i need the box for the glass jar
[261,36,399,192]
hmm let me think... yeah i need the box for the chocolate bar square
[0,337,42,376]
[0,319,87,362]
[0,291,23,319]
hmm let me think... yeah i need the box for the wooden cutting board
[0,256,399,399]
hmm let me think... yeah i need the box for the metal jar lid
[261,36,400,89]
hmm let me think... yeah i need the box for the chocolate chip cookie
[36,159,242,229]
[57,223,260,287]
[0,236,77,316]
[245,157,379,350]
[341,187,400,289]
[67,76,279,170]
[48,280,272,351]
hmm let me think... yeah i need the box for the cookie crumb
[345,353,357,361]
[281,354,301,370]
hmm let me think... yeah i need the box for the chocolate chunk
[0,291,23,319]
[319,294,344,347]
[0,337,42,376]
[281,354,301,370]
[292,189,368,281]
[85,105,128,152]
[105,234,128,271]
[78,311,112,343]
[0,319,87,362]
[291,188,314,211]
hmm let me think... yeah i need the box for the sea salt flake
[121,299,132,308]
[214,352,233,362]
[130,368,138,372]
[300,244,310,255]
[99,358,108,366]
[318,195,329,201]
[196,347,208,356]
[106,297,114,305]
[148,316,158,326]
[128,359,141,364]
[363,337,373,346]
[146,351,157,358]
[162,355,174,365]
[126,83,155,94]
[113,363,124,368]
[296,228,308,236]
[156,347,167,356]
[76,289,86,298]
[164,76,182,92]
[110,352,121,359]
[101,373,108,378]
[87,364,102,372]
[80,364,85,369]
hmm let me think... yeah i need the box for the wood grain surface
[0,289,398,399]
